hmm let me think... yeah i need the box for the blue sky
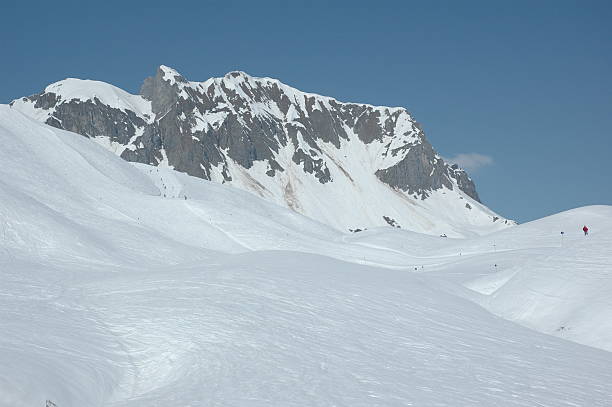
[1,0,610,223]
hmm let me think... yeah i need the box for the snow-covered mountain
[10,66,513,236]
[1,105,611,406]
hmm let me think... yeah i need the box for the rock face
[10,66,512,235]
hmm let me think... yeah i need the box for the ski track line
[183,201,254,251]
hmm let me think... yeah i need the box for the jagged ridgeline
[10,66,511,235]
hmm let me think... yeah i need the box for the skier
[583,225,589,236]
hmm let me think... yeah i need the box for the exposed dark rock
[449,165,480,202]
[383,215,401,228]
[292,149,331,184]
[375,140,453,199]
[141,66,183,115]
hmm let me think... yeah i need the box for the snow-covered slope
[1,107,611,406]
[341,206,612,353]
[460,206,612,350]
[10,66,514,236]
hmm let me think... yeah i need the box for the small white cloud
[443,153,493,173]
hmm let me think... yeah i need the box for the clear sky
[1,0,610,223]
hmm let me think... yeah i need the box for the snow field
[0,106,611,406]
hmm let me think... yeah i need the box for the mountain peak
[157,65,187,85]
[224,70,250,79]
[159,64,178,73]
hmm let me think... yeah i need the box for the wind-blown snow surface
[1,106,612,406]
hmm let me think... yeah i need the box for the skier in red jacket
[583,225,589,236]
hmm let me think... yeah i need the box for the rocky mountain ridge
[10,66,511,235]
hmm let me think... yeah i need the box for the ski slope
[1,106,611,406]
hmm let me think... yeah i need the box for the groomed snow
[1,106,611,406]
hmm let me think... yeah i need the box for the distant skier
[583,225,589,236]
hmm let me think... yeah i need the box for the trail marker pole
[560,231,564,248]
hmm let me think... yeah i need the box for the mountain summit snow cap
[158,65,187,85]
